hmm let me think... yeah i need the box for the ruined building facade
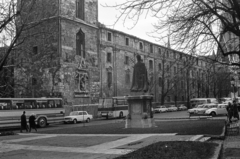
[15,0,222,105]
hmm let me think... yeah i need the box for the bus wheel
[119,112,123,118]
[86,118,90,123]
[38,117,47,128]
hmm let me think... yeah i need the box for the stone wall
[15,18,60,97]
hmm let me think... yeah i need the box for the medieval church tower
[15,0,100,105]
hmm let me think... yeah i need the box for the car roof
[72,111,85,112]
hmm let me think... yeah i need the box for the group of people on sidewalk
[20,111,37,133]
[227,100,239,123]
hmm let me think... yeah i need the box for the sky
[98,0,167,46]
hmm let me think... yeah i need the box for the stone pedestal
[125,95,155,128]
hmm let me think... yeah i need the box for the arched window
[76,29,85,58]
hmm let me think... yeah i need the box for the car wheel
[119,112,123,118]
[86,118,90,123]
[210,112,216,116]
[38,117,47,128]
[73,119,77,124]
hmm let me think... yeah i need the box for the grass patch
[115,141,218,159]
[38,119,225,136]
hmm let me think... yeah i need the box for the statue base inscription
[125,95,155,128]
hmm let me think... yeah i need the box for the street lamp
[230,77,236,100]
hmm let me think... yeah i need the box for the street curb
[210,141,223,159]
[205,124,226,140]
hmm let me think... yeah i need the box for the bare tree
[107,0,240,66]
[0,0,41,71]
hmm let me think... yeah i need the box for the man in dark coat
[29,113,37,132]
[20,111,28,133]
[233,100,239,120]
[130,55,149,92]
[226,102,233,123]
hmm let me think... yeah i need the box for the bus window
[54,100,62,108]
[48,100,54,108]
[116,100,125,105]
[24,100,36,109]
[0,100,11,110]
[12,100,25,109]
[37,100,47,109]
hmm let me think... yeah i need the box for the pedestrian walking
[20,111,28,133]
[226,102,233,123]
[29,113,37,132]
[232,100,239,120]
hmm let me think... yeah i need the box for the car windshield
[197,105,203,108]
[70,112,79,116]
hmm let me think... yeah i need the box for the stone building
[14,0,224,105]
[98,27,214,104]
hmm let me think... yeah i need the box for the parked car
[188,105,204,114]
[194,103,218,114]
[205,104,228,116]
[153,106,168,113]
[178,104,187,111]
[168,105,178,112]
[64,111,93,124]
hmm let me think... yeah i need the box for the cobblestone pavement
[222,120,240,159]
[0,133,197,159]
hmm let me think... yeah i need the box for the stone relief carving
[74,71,89,93]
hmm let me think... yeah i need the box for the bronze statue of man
[130,55,149,92]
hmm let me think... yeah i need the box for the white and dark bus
[98,96,128,119]
[0,98,64,129]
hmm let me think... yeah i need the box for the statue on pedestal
[130,55,149,93]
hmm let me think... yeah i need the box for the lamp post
[230,77,236,100]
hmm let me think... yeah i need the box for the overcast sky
[98,0,167,46]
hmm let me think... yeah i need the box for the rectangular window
[174,66,176,74]
[76,0,84,20]
[158,48,161,55]
[107,72,112,88]
[32,78,37,85]
[125,37,129,46]
[125,56,129,65]
[158,77,162,86]
[149,60,153,70]
[167,65,170,72]
[107,32,112,41]
[107,52,111,63]
[33,46,38,54]
[150,44,153,53]
[139,42,143,50]
[158,63,161,71]
[166,51,169,58]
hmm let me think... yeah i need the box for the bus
[190,98,218,108]
[98,96,128,119]
[0,98,64,129]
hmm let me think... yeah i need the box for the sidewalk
[221,120,240,159]
[0,133,196,159]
